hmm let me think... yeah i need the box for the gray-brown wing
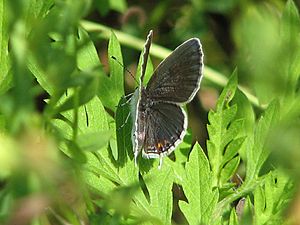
[142,102,187,158]
[146,38,203,104]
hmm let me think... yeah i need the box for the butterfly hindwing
[142,101,187,158]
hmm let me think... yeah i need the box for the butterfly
[130,30,203,167]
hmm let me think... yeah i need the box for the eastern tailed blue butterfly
[130,30,203,167]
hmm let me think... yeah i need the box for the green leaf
[76,130,112,152]
[229,208,238,225]
[179,143,219,225]
[52,96,109,159]
[206,71,245,187]
[240,196,254,224]
[52,71,99,114]
[77,27,101,70]
[0,0,12,95]
[107,31,124,102]
[28,1,91,97]
[139,166,174,225]
[231,89,255,136]
[220,156,240,184]
[95,0,110,16]
[163,131,193,185]
[245,100,280,183]
[97,31,124,112]
[231,89,255,159]
[27,56,55,95]
[115,97,132,165]
[216,70,238,111]
[279,0,300,112]
[109,0,127,13]
[84,170,116,195]
[253,170,293,225]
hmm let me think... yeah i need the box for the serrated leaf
[163,131,193,185]
[245,100,280,183]
[220,156,240,183]
[179,143,218,225]
[216,70,238,111]
[231,90,255,159]
[98,31,124,112]
[222,116,243,148]
[232,90,255,135]
[207,72,245,187]
[139,166,174,225]
[222,137,245,166]
[253,170,293,225]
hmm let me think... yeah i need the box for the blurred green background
[1,0,300,224]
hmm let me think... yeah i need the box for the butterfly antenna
[111,56,139,85]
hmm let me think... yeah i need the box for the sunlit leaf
[207,71,245,187]
[179,143,219,224]
[97,31,124,112]
[245,100,280,183]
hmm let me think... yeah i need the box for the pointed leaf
[77,27,101,70]
[0,0,12,95]
[207,71,244,187]
[115,97,132,165]
[216,70,238,111]
[98,31,124,111]
[229,208,238,225]
[179,143,218,225]
[253,170,293,225]
[141,166,174,225]
[220,156,240,183]
[245,100,280,183]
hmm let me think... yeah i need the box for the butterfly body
[130,30,203,165]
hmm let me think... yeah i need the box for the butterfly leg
[121,93,134,105]
[115,93,134,108]
[117,112,131,131]
[124,92,134,98]
[158,155,164,170]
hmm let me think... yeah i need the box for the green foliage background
[0,0,299,224]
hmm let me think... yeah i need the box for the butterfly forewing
[146,38,203,104]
